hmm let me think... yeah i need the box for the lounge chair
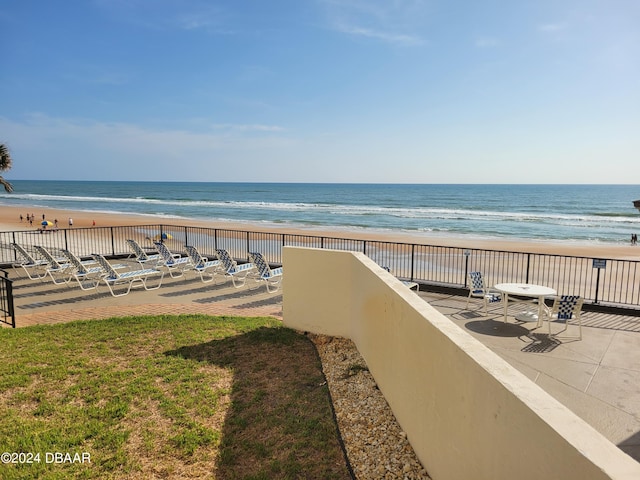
[542,295,584,340]
[11,243,48,280]
[153,242,191,278]
[215,249,255,288]
[60,249,127,291]
[184,245,221,283]
[248,252,283,293]
[91,253,164,297]
[34,245,75,285]
[466,271,502,315]
[126,239,161,266]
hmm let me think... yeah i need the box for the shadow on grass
[166,327,353,480]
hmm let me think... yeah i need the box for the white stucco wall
[282,246,640,480]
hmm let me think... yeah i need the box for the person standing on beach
[68,217,73,228]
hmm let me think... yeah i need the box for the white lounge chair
[216,249,255,288]
[34,245,75,285]
[11,243,48,280]
[92,253,164,297]
[466,271,502,315]
[60,249,126,291]
[184,245,221,283]
[248,252,283,293]
[126,239,161,266]
[154,242,191,278]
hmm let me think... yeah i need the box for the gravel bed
[311,334,431,480]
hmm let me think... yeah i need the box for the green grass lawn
[0,315,351,479]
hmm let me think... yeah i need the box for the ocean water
[1,181,639,245]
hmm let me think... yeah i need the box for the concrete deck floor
[3,266,639,464]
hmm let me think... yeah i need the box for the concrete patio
[4,265,639,464]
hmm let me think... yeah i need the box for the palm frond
[0,176,13,193]
[0,143,12,172]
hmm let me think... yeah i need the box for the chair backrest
[34,246,64,269]
[469,271,486,291]
[249,252,271,278]
[554,295,583,319]
[126,239,150,261]
[154,242,175,263]
[215,249,236,272]
[61,249,89,275]
[92,254,119,279]
[12,243,38,264]
[185,245,206,268]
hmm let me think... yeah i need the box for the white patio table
[493,283,557,327]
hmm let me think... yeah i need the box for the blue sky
[1,0,638,183]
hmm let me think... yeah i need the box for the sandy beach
[2,204,639,260]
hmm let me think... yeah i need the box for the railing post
[363,240,367,255]
[110,227,116,256]
[0,269,15,328]
[11,231,17,262]
[464,250,470,286]
[594,268,601,304]
[525,253,531,284]
[411,244,415,281]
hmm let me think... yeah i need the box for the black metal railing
[0,269,15,328]
[1,224,639,312]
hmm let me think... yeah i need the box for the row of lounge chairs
[11,241,283,297]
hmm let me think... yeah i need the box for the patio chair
[60,249,127,291]
[248,252,283,293]
[91,253,164,297]
[11,243,48,280]
[382,266,419,291]
[126,239,161,266]
[34,245,75,285]
[153,242,191,278]
[184,245,221,283]
[466,271,502,315]
[542,295,584,340]
[215,249,255,288]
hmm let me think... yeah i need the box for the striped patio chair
[126,239,161,266]
[92,253,164,297]
[215,249,255,288]
[248,252,283,293]
[11,243,48,280]
[34,245,75,285]
[153,242,191,278]
[543,295,583,340]
[381,266,419,291]
[60,249,128,291]
[184,245,221,283]
[466,271,502,315]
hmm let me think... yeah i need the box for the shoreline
[2,204,639,260]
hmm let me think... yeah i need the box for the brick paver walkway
[5,271,283,328]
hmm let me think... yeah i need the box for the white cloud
[333,21,424,46]
[319,0,427,46]
[0,114,294,181]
